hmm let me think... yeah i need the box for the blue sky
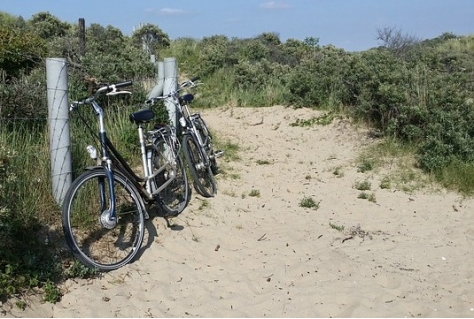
[1,0,473,51]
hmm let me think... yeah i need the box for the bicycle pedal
[214,150,224,158]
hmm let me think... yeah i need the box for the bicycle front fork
[98,162,118,229]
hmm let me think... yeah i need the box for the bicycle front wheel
[182,133,217,197]
[62,168,145,271]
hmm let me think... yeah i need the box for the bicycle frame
[85,98,178,226]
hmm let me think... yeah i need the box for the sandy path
[3,105,474,317]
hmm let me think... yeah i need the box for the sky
[1,0,473,52]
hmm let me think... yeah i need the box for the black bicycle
[62,81,190,271]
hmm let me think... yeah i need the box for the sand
[3,105,474,317]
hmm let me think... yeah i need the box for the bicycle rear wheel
[194,115,219,175]
[182,133,217,197]
[62,168,145,271]
[149,136,191,216]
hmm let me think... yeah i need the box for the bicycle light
[86,145,97,160]
[179,117,186,127]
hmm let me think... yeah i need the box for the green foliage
[290,112,335,127]
[357,157,375,173]
[63,260,98,279]
[28,11,70,39]
[81,25,155,83]
[0,127,63,301]
[434,159,474,195]
[289,46,351,108]
[256,159,271,165]
[332,166,344,177]
[43,280,62,303]
[358,192,377,203]
[0,68,48,119]
[248,189,261,197]
[354,180,371,191]
[131,23,170,57]
[299,196,320,209]
[380,176,391,189]
[329,222,344,232]
[0,12,23,28]
[198,35,232,75]
[0,26,46,77]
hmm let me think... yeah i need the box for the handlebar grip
[114,80,133,89]
[95,81,133,94]
[190,76,200,82]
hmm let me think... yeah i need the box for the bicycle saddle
[130,109,155,124]
[179,93,194,104]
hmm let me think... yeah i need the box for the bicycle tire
[149,136,191,216]
[182,133,217,197]
[194,116,219,175]
[62,168,146,271]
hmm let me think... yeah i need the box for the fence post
[147,61,165,100]
[46,58,72,205]
[163,57,178,127]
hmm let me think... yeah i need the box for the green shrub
[354,180,371,191]
[299,196,320,210]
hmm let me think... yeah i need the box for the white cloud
[159,8,185,15]
[145,7,186,16]
[260,1,291,9]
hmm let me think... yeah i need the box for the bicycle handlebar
[146,77,202,105]
[70,80,133,110]
[179,77,201,89]
[95,80,133,94]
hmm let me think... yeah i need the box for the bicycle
[62,81,190,271]
[147,77,222,198]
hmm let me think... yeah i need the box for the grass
[355,138,436,193]
[358,192,377,203]
[299,196,320,210]
[210,136,241,179]
[357,157,375,173]
[198,199,210,210]
[0,123,66,304]
[256,159,271,165]
[329,222,344,232]
[380,176,391,189]
[435,159,474,196]
[213,136,240,162]
[354,180,371,191]
[0,107,147,304]
[289,112,337,127]
[248,189,261,197]
[332,166,344,177]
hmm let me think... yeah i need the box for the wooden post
[79,18,86,57]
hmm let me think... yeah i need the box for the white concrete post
[46,58,72,205]
[147,61,165,100]
[163,57,178,127]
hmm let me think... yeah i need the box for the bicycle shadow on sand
[134,205,185,261]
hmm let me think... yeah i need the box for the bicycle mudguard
[84,165,104,171]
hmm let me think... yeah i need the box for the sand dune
[4,105,474,317]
